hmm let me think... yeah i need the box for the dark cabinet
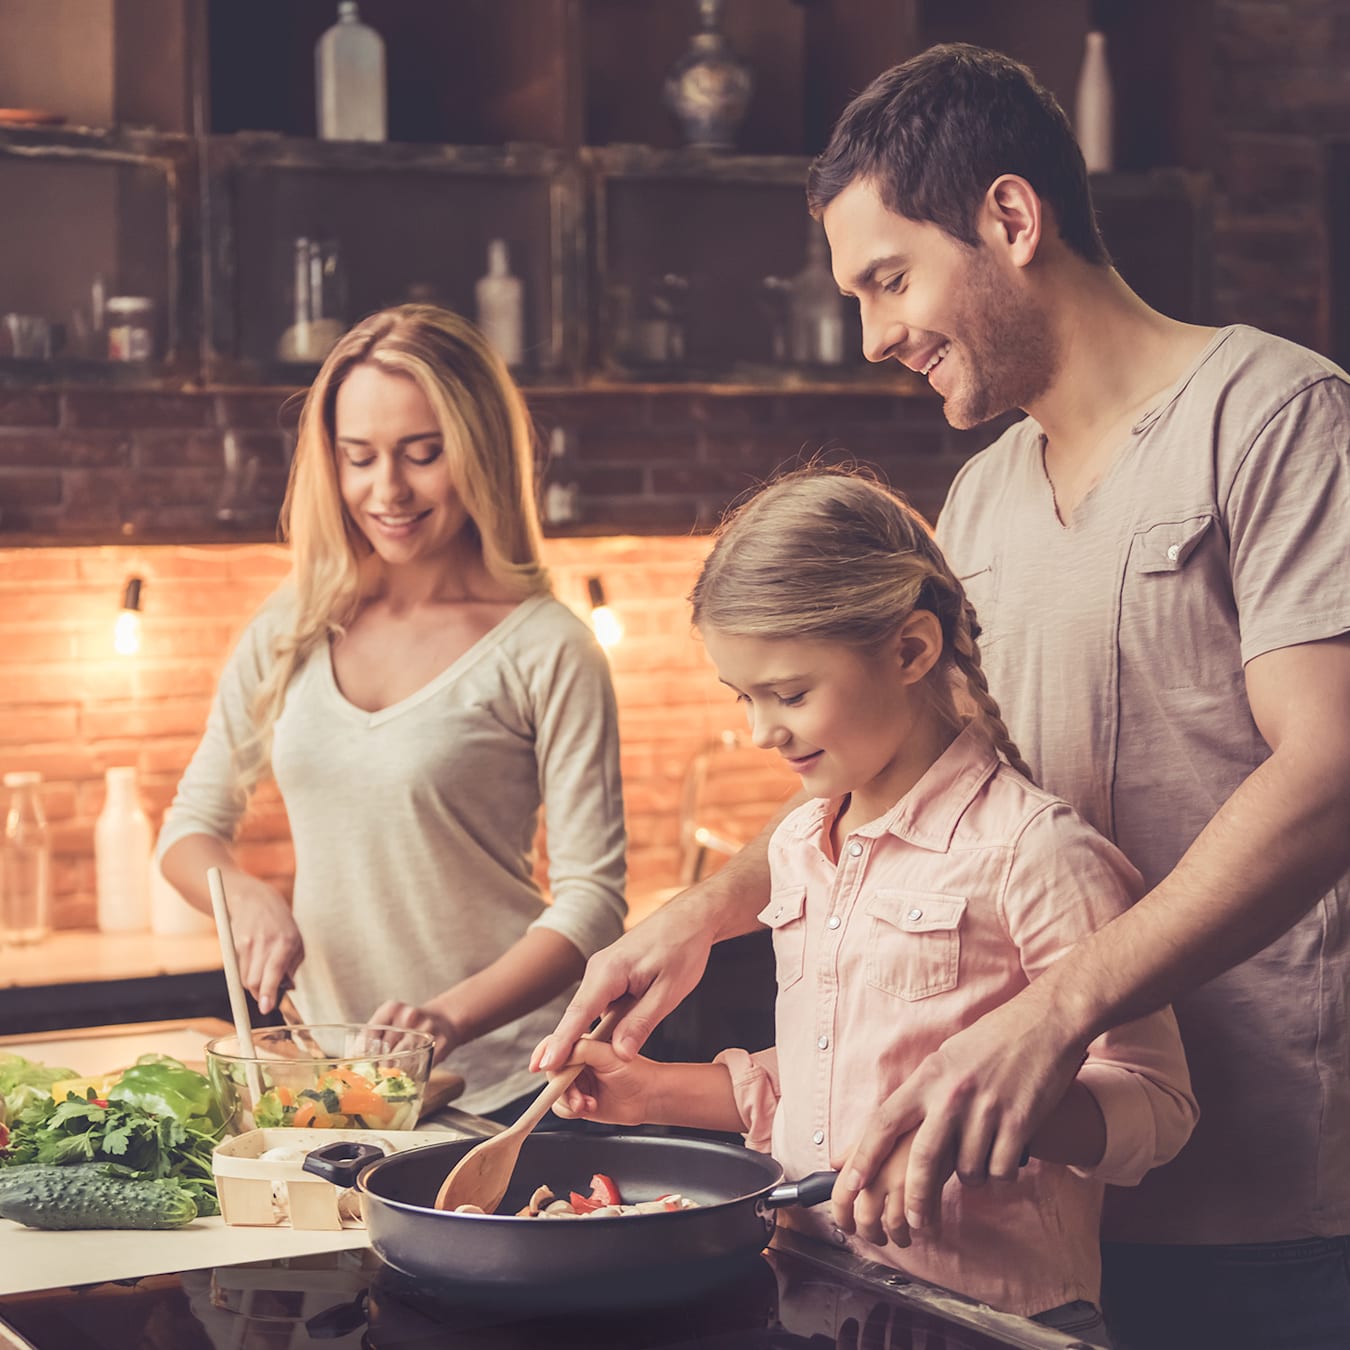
[0,0,1215,388]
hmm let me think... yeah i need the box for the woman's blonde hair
[247,304,549,776]
[690,467,1032,780]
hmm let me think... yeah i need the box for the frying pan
[304,1130,836,1309]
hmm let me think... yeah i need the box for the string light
[586,576,624,650]
[114,576,143,656]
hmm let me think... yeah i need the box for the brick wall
[0,384,976,543]
[0,535,807,930]
[1211,0,1350,351]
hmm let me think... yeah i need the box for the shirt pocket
[864,890,966,1001]
[757,886,808,992]
[1124,513,1232,692]
[955,561,1002,649]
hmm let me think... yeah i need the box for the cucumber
[0,1163,198,1230]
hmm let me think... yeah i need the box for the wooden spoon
[433,1009,620,1213]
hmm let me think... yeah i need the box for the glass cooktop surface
[0,1232,1092,1350]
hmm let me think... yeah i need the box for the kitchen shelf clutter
[0,0,1214,389]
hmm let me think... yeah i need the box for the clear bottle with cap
[475,239,525,369]
[788,224,846,366]
[315,0,387,142]
[2,771,51,946]
[95,766,152,933]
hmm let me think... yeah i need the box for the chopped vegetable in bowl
[253,1064,421,1130]
[205,1025,433,1135]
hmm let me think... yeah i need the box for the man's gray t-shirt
[937,325,1350,1245]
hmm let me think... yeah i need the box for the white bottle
[315,1,387,143]
[1075,30,1114,173]
[150,858,213,936]
[95,766,152,933]
[476,239,525,369]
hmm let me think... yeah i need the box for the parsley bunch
[1,1056,225,1216]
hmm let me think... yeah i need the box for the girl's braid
[926,566,1036,784]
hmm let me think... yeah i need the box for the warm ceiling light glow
[587,576,624,650]
[115,576,144,656]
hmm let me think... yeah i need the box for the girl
[159,305,627,1120]
[552,469,1196,1342]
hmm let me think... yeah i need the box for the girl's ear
[980,174,1043,268]
[893,609,945,686]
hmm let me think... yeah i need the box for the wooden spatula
[433,1009,620,1213]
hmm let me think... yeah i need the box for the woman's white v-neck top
[159,587,627,1113]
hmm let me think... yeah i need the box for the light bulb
[115,576,144,656]
[591,604,624,649]
[114,609,142,656]
[586,576,624,650]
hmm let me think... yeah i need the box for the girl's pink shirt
[717,724,1197,1318]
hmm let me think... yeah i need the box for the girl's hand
[366,1000,462,1064]
[834,1131,919,1250]
[225,876,304,1015]
[550,1038,659,1126]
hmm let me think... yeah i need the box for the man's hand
[831,987,1086,1234]
[533,900,716,1070]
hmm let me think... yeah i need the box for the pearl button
[817,1035,830,1050]
[813,1129,825,1145]
[908,907,923,921]
[848,842,863,857]
[1166,543,1180,561]
[826,914,841,930]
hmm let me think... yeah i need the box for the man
[538,44,1350,1349]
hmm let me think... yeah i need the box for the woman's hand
[550,1039,660,1126]
[366,1000,462,1065]
[225,876,304,1015]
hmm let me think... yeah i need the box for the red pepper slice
[90,1099,109,1108]
[569,1191,603,1213]
[588,1173,623,1207]
[0,1122,9,1150]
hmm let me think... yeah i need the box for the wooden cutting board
[420,1070,466,1118]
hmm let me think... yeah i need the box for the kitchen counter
[0,932,230,1035]
[0,1016,502,1297]
[0,894,684,1035]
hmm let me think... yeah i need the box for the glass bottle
[475,239,525,369]
[1075,30,1114,173]
[789,224,846,366]
[95,766,152,934]
[315,1,387,142]
[2,771,51,945]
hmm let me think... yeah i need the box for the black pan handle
[302,1141,387,1188]
[764,1170,838,1210]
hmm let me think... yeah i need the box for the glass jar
[106,295,155,361]
[2,770,51,946]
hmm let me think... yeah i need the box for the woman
[159,305,627,1117]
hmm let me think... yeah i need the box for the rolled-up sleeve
[1002,802,1199,1186]
[715,1046,781,1153]
[524,613,627,959]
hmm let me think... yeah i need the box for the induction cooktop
[0,1229,1095,1350]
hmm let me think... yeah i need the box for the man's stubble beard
[940,251,1058,431]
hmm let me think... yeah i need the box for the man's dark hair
[807,43,1110,265]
